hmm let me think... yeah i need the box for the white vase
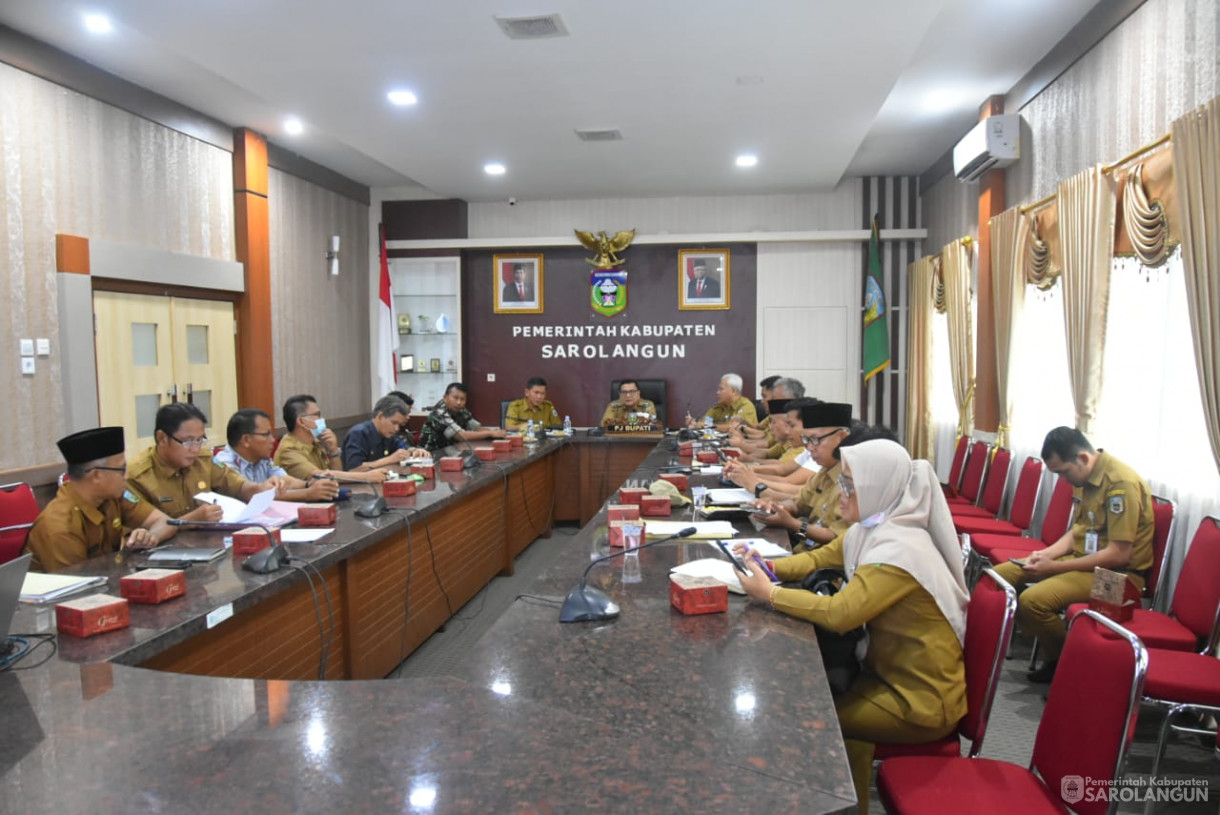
[435,313,451,333]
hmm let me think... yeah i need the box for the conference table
[0,434,856,813]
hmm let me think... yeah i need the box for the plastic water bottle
[563,415,572,435]
[526,419,535,441]
[704,415,714,436]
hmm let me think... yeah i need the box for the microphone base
[558,585,620,623]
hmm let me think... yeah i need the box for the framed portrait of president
[493,254,545,314]
[678,248,730,310]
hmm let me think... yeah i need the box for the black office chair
[500,399,512,428]
[609,380,667,428]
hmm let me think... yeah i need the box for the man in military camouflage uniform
[419,382,507,452]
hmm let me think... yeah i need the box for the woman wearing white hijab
[737,439,968,814]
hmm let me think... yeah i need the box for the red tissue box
[658,473,689,491]
[233,525,281,555]
[618,487,648,506]
[1088,598,1135,623]
[492,439,513,453]
[509,435,524,448]
[670,574,728,616]
[383,479,417,497]
[607,504,641,522]
[696,450,719,464]
[410,463,435,479]
[56,594,130,638]
[120,568,186,605]
[607,519,643,549]
[475,447,496,461]
[678,441,697,456]
[640,495,672,517]
[439,456,464,472]
[721,447,742,459]
[298,503,337,526]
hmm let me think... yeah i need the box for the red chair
[1067,512,1218,653]
[872,569,1018,761]
[970,474,1075,566]
[946,441,990,506]
[0,482,39,565]
[877,610,1147,815]
[942,436,971,498]
[950,447,1013,520]
[953,456,1043,541]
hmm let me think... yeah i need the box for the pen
[751,553,779,582]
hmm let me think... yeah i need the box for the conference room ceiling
[1,0,1103,201]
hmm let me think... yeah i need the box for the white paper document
[644,520,737,539]
[706,488,755,505]
[670,558,746,593]
[194,489,292,527]
[733,538,791,558]
[279,529,334,543]
[20,572,107,603]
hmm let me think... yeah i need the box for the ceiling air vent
[575,129,623,142]
[495,14,569,40]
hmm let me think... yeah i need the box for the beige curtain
[1172,98,1220,474]
[1058,166,1117,434]
[905,255,938,461]
[988,208,1030,451]
[941,238,975,439]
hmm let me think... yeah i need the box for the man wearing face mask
[273,394,387,483]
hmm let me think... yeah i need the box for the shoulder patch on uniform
[1108,494,1125,515]
[123,489,140,504]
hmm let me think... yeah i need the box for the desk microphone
[168,519,288,574]
[558,526,698,623]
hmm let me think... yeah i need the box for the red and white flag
[377,224,398,395]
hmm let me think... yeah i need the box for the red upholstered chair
[0,482,39,565]
[946,441,990,506]
[970,474,1075,566]
[877,610,1147,815]
[872,569,1018,761]
[950,447,1013,520]
[941,435,971,499]
[953,456,1043,540]
[1139,645,1220,796]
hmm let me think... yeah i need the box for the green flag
[862,217,890,381]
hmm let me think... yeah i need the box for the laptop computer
[0,553,32,655]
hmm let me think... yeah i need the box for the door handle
[167,384,179,403]
[185,383,194,404]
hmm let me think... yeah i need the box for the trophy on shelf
[446,359,456,372]
[417,315,432,334]
[397,314,411,334]
[416,358,428,373]
[430,358,441,372]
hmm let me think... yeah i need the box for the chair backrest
[959,568,1018,756]
[0,482,39,565]
[1145,494,1176,602]
[1006,457,1044,531]
[609,379,668,428]
[500,399,512,428]
[947,436,970,491]
[1033,611,1146,815]
[1168,515,1220,644]
[957,441,990,503]
[1039,475,1076,545]
[976,447,1012,516]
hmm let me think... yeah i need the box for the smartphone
[1008,557,1027,567]
[713,540,750,575]
[749,508,775,517]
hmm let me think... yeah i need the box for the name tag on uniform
[1084,530,1099,554]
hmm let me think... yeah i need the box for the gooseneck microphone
[167,519,288,574]
[558,526,698,623]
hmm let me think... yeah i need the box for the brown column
[233,128,275,420]
[974,96,1005,434]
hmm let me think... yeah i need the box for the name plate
[606,425,656,433]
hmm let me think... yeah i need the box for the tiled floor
[394,532,1219,813]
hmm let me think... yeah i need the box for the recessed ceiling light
[484,163,506,176]
[83,13,113,34]
[284,117,304,136]
[387,90,417,106]
[735,154,758,168]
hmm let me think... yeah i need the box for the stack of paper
[194,490,294,528]
[644,520,737,539]
[670,558,746,593]
[706,488,755,505]
[21,572,107,604]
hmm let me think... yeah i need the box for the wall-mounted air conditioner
[953,114,1020,182]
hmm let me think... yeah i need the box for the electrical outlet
[36,338,50,356]
[21,357,36,375]
[487,373,495,382]
[19,338,34,356]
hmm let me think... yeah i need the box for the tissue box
[409,463,435,479]
[56,595,130,638]
[475,447,496,461]
[233,526,281,555]
[492,439,513,453]
[658,473,689,491]
[120,569,186,605]
[298,503,337,526]
[722,447,742,459]
[618,487,648,506]
[439,456,464,472]
[678,441,697,456]
[640,495,672,517]
[607,504,641,522]
[509,435,524,448]
[383,478,417,497]
[669,574,728,616]
[1088,598,1135,622]
[696,450,719,464]
[607,519,643,549]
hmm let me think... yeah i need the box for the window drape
[905,255,938,462]
[988,208,1029,451]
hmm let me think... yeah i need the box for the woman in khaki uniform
[738,439,968,814]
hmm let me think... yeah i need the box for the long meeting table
[0,433,856,813]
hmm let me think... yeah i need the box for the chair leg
[1027,638,1039,671]
[1144,703,1183,815]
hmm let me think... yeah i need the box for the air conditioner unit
[953,114,1020,182]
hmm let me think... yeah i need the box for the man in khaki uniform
[995,426,1154,682]
[600,379,660,429]
[505,377,562,430]
[732,378,804,454]
[724,397,821,498]
[26,427,176,572]
[686,372,758,430]
[127,403,276,520]
[273,394,388,484]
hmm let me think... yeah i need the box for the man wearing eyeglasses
[750,402,853,552]
[342,395,429,471]
[26,426,178,572]
[214,408,340,502]
[601,379,659,429]
[273,395,391,484]
[127,403,277,521]
[685,373,758,431]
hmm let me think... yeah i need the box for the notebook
[0,554,32,641]
[19,569,107,604]
[146,546,228,564]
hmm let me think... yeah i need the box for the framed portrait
[493,254,545,314]
[400,354,414,373]
[678,249,730,310]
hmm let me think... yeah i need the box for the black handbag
[800,568,866,696]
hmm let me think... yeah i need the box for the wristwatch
[798,518,809,538]
[754,482,767,498]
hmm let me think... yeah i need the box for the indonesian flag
[377,223,398,395]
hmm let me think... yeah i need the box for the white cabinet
[390,256,461,411]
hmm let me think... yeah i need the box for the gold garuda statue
[575,228,636,269]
